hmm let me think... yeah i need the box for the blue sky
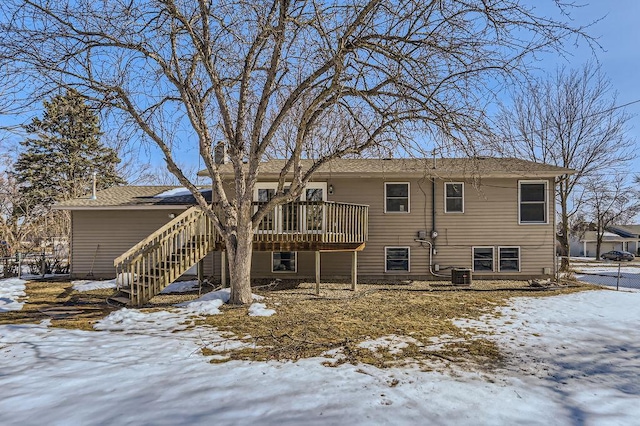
[2,1,638,179]
[534,0,640,175]
[139,1,640,178]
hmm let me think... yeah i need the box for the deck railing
[253,201,369,244]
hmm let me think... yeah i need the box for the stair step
[119,286,139,295]
[108,295,131,305]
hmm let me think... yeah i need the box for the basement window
[385,247,410,272]
[272,252,297,273]
[473,247,494,272]
[499,247,520,272]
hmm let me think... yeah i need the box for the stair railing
[113,206,217,305]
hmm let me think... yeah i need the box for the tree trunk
[559,184,571,271]
[226,218,254,305]
[559,235,570,271]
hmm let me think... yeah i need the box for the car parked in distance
[601,250,635,261]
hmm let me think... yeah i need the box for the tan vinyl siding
[245,251,354,280]
[70,209,215,278]
[69,175,556,281]
[322,179,555,279]
[247,177,556,280]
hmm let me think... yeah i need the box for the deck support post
[197,258,204,290]
[315,251,321,295]
[351,251,358,291]
[221,251,227,287]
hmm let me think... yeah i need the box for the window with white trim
[445,182,464,213]
[519,181,547,224]
[385,182,410,213]
[499,247,520,272]
[473,247,494,272]
[272,252,297,272]
[385,247,410,272]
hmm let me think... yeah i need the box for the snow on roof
[153,187,209,198]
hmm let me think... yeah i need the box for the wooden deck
[112,201,369,305]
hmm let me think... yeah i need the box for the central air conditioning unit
[451,268,472,285]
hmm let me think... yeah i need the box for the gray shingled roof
[54,186,212,209]
[199,157,574,178]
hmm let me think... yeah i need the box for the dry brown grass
[0,279,118,331]
[199,281,592,369]
[0,278,594,369]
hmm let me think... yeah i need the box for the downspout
[431,177,437,247]
[415,175,447,277]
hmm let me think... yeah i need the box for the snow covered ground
[1,279,639,425]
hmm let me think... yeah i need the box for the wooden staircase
[111,207,217,306]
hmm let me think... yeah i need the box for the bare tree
[488,63,634,270]
[581,176,640,258]
[0,0,591,303]
[0,156,47,258]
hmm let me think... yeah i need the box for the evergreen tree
[15,89,125,206]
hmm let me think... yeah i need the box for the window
[445,182,464,213]
[499,247,520,272]
[519,181,547,224]
[272,252,297,272]
[473,247,494,272]
[385,247,410,272]
[385,183,410,213]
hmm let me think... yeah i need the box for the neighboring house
[570,225,640,257]
[55,157,572,305]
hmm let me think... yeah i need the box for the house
[55,157,573,305]
[570,225,640,257]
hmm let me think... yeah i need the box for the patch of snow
[72,279,117,292]
[0,278,26,312]
[177,288,264,306]
[178,299,225,315]
[248,302,276,317]
[73,278,201,294]
[358,334,422,355]
[182,287,231,304]
[95,308,194,333]
[161,280,200,294]
[422,334,467,352]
